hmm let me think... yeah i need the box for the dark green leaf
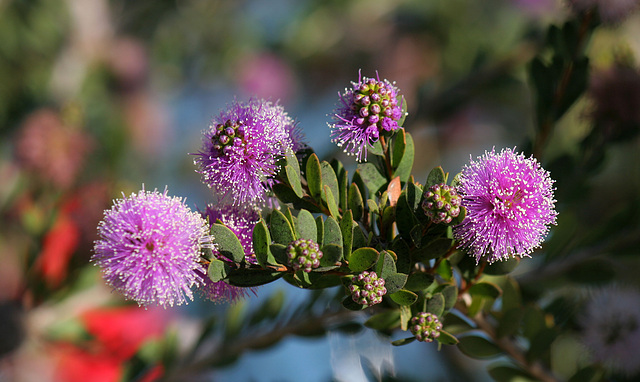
[437,284,458,311]
[295,209,317,242]
[348,183,364,221]
[414,238,454,262]
[226,268,283,287]
[315,216,324,247]
[392,131,414,183]
[527,328,557,362]
[391,337,416,346]
[342,296,367,311]
[366,199,379,215]
[357,163,387,195]
[368,140,384,156]
[270,243,289,265]
[352,170,369,201]
[487,364,534,382]
[497,308,524,338]
[323,216,343,248]
[391,238,412,274]
[211,223,245,263]
[384,273,408,295]
[391,129,406,171]
[348,247,379,272]
[320,244,343,267]
[375,251,397,280]
[306,153,323,200]
[390,289,418,306]
[484,257,520,275]
[364,310,401,330]
[270,209,295,245]
[352,222,367,250]
[437,330,459,345]
[253,220,276,267]
[323,185,340,218]
[285,165,303,198]
[469,282,502,299]
[396,95,408,127]
[405,273,435,292]
[425,166,446,188]
[207,259,229,283]
[320,161,339,206]
[332,159,348,211]
[426,293,445,317]
[340,210,354,261]
[458,335,502,359]
[395,190,420,239]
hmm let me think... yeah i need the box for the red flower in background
[54,345,122,382]
[81,305,169,360]
[38,209,80,288]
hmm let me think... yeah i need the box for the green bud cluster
[421,183,462,224]
[409,312,442,342]
[211,119,247,155]
[349,270,387,306]
[286,238,323,273]
[353,78,401,137]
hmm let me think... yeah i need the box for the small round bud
[349,271,386,306]
[409,312,442,342]
[421,183,462,225]
[286,239,323,273]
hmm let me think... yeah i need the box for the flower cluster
[286,238,323,273]
[92,188,209,307]
[330,72,405,161]
[409,312,443,342]
[421,183,462,224]
[453,148,557,264]
[192,99,301,206]
[348,271,387,306]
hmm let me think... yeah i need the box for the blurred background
[1,0,639,381]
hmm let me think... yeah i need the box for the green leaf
[392,131,414,183]
[342,296,367,311]
[425,166,446,188]
[368,140,384,156]
[396,95,408,127]
[357,163,387,195]
[315,216,324,246]
[484,257,520,275]
[405,273,435,292]
[340,210,354,261]
[270,243,289,265]
[295,209,317,242]
[320,161,339,205]
[389,289,418,306]
[437,330,459,345]
[469,282,502,299]
[352,222,367,250]
[392,238,412,274]
[285,165,303,198]
[487,364,534,382]
[348,183,364,221]
[384,273,408,295]
[395,190,420,239]
[413,238,454,262]
[352,169,369,201]
[364,310,401,330]
[306,153,323,200]
[391,337,416,346]
[332,159,348,211]
[320,244,342,267]
[207,259,229,283]
[437,284,458,311]
[323,216,343,248]
[527,328,557,362]
[348,247,380,272]
[226,268,283,287]
[497,308,524,338]
[323,185,340,218]
[375,251,397,280]
[211,223,245,263]
[253,220,276,267]
[270,209,296,245]
[426,293,445,317]
[391,129,406,170]
[366,199,379,215]
[458,335,502,359]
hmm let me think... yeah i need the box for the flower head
[453,148,557,264]
[192,99,300,206]
[199,204,259,302]
[330,71,405,162]
[422,183,462,225]
[92,188,209,307]
[348,271,387,306]
[579,285,640,376]
[286,238,323,273]
[410,312,443,342]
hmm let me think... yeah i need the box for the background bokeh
[1,0,639,381]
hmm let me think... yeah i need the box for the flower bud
[286,239,323,273]
[409,312,442,342]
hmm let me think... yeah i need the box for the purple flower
[330,71,405,162]
[92,187,210,307]
[579,285,640,376]
[453,148,557,264]
[199,204,259,302]
[192,99,302,206]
